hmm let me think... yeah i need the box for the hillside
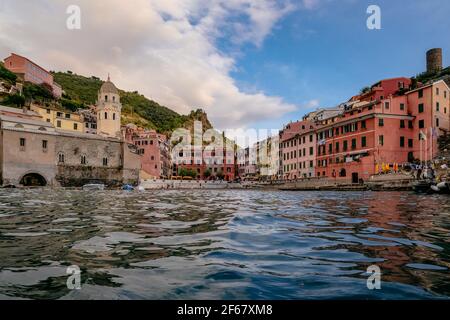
[52,72,213,135]
[413,66,450,87]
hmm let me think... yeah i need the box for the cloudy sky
[0,0,449,131]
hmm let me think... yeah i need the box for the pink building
[3,53,62,98]
[124,125,163,178]
[280,120,317,180]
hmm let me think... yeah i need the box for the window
[378,118,384,127]
[20,138,26,147]
[418,89,423,98]
[408,139,413,148]
[361,120,366,129]
[343,140,348,151]
[57,120,61,128]
[418,103,424,113]
[379,135,384,146]
[361,136,367,148]
[436,102,440,112]
[436,87,440,95]
[335,142,340,152]
[445,91,447,99]
[351,139,357,150]
[105,95,108,102]
[46,119,51,123]
[408,120,413,129]
[400,103,405,111]
[57,112,63,117]
[419,120,425,128]
[65,114,71,119]
[58,153,65,163]
[150,140,154,145]
[309,147,313,156]
[103,157,108,166]
[400,136,405,148]
[74,123,78,130]
[81,155,86,165]
[42,140,47,149]
[104,112,108,120]
[46,109,51,114]
[400,120,405,128]
[436,118,440,127]
[151,156,155,161]
[113,96,116,102]
[310,160,314,168]
[328,144,332,153]
[113,113,116,120]
[385,101,390,109]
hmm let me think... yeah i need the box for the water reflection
[0,189,449,299]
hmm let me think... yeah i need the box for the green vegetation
[23,82,54,101]
[0,61,17,83]
[204,169,211,179]
[414,67,450,86]
[178,168,198,178]
[52,71,213,135]
[53,72,102,105]
[1,69,215,136]
[2,94,25,108]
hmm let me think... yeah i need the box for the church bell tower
[96,75,121,138]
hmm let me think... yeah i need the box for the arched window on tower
[105,95,108,102]
[113,113,116,120]
[113,96,116,102]
[104,112,108,120]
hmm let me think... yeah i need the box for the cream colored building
[96,76,122,138]
[29,104,84,133]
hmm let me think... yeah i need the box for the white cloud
[0,0,299,129]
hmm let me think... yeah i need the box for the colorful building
[172,145,236,181]
[29,103,84,133]
[314,78,450,182]
[280,120,317,180]
[3,53,62,98]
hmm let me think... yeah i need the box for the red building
[172,145,236,181]
[315,78,450,182]
[3,53,62,98]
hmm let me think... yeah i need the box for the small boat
[82,183,105,191]
[122,184,135,191]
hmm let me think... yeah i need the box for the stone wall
[0,128,140,187]
[0,129,57,186]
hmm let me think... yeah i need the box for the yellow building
[29,104,84,133]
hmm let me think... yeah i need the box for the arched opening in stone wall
[20,173,47,187]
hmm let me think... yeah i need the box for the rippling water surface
[0,189,449,300]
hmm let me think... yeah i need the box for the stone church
[0,78,141,187]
